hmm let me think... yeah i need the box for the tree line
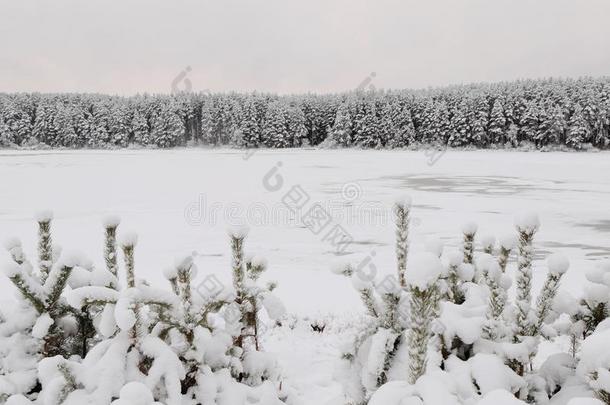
[1,76,609,150]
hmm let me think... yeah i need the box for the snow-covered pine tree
[389,103,416,148]
[219,96,243,145]
[156,255,232,399]
[514,212,540,341]
[286,103,307,147]
[88,99,112,147]
[567,104,590,149]
[533,254,569,336]
[520,100,541,146]
[225,229,285,362]
[417,100,439,144]
[240,96,262,147]
[36,211,55,283]
[262,101,290,148]
[444,250,466,305]
[448,100,470,147]
[461,222,478,265]
[0,213,102,399]
[497,233,516,273]
[108,102,132,147]
[332,197,427,401]
[406,254,442,384]
[488,98,507,144]
[130,103,151,146]
[572,261,610,339]
[54,103,78,147]
[32,100,58,146]
[378,98,417,149]
[576,318,610,404]
[150,100,184,147]
[467,95,489,147]
[394,197,410,287]
[481,256,509,341]
[200,96,218,145]
[330,101,353,147]
[103,216,121,278]
[72,103,91,148]
[0,96,33,146]
[62,231,185,405]
[352,97,381,148]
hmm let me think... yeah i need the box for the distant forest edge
[1,77,610,150]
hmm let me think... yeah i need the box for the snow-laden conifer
[103,215,121,279]
[36,210,54,283]
[406,253,442,383]
[533,254,569,335]
[394,196,411,287]
[514,212,540,339]
[461,221,478,265]
[498,233,517,273]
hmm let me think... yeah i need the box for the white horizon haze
[1,0,609,95]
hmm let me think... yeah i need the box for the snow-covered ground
[1,149,609,404]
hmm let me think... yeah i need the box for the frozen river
[0,149,608,314]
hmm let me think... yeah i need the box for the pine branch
[121,235,140,342]
[7,272,46,313]
[515,228,537,337]
[482,271,507,340]
[408,285,436,384]
[380,292,400,331]
[533,272,563,335]
[359,288,379,318]
[37,215,53,282]
[44,264,74,310]
[394,200,410,287]
[103,221,119,278]
[447,263,465,304]
[5,239,29,266]
[122,243,136,288]
[57,362,81,404]
[177,260,194,322]
[498,246,511,273]
[462,232,476,264]
[230,233,246,299]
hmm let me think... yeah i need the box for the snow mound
[34,210,54,223]
[461,221,478,235]
[444,250,464,267]
[228,225,250,239]
[405,253,442,290]
[102,215,121,228]
[120,232,138,247]
[31,313,54,339]
[424,237,444,258]
[547,253,570,275]
[111,382,157,405]
[394,194,413,209]
[498,233,517,250]
[478,389,527,405]
[479,233,495,248]
[514,211,540,232]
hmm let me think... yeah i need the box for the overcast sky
[1,0,609,95]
